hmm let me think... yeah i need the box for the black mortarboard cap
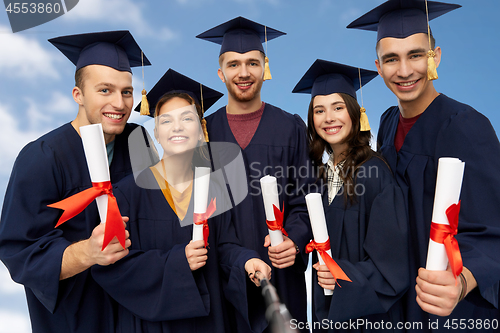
[292,60,378,99]
[347,0,461,42]
[134,69,224,117]
[49,30,151,72]
[196,16,285,56]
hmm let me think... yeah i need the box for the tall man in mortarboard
[349,0,500,330]
[0,31,156,333]
[197,17,313,332]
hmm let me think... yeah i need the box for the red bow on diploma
[305,238,352,287]
[193,198,217,248]
[430,201,463,278]
[266,203,288,237]
[48,181,126,251]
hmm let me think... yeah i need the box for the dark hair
[307,92,373,205]
[429,33,436,50]
[218,50,266,67]
[155,92,203,119]
[154,92,210,166]
[376,32,436,58]
[74,67,87,90]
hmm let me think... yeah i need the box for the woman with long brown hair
[293,60,409,331]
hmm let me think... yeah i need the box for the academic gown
[378,94,500,332]
[206,103,314,332]
[0,122,145,333]
[91,168,265,333]
[311,156,409,333]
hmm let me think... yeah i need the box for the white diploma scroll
[260,175,284,246]
[80,124,111,224]
[305,193,334,296]
[193,167,211,242]
[425,157,465,271]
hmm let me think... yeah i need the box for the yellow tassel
[263,56,272,81]
[360,107,371,132]
[427,50,438,81]
[140,89,150,116]
[201,118,209,142]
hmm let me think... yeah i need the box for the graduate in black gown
[293,60,409,332]
[92,69,271,333]
[197,17,314,332]
[348,0,500,330]
[0,31,156,333]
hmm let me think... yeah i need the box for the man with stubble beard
[197,17,313,333]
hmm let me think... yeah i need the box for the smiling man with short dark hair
[349,0,500,330]
[0,30,155,333]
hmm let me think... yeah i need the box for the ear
[433,46,442,69]
[153,126,159,142]
[72,86,84,106]
[375,59,382,77]
[217,68,225,83]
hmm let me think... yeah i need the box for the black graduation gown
[0,122,141,333]
[206,103,314,332]
[378,94,500,331]
[91,168,264,333]
[311,156,409,332]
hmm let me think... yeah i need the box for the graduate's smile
[323,126,342,135]
[395,79,420,91]
[103,112,125,121]
[169,135,189,143]
[235,81,253,90]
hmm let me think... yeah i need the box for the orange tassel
[201,118,209,142]
[140,89,150,116]
[427,50,438,81]
[263,56,272,81]
[360,107,370,131]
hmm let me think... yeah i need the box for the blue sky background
[0,0,499,331]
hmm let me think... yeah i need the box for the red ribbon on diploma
[266,203,288,237]
[430,201,463,278]
[305,238,352,287]
[193,198,217,248]
[48,181,126,251]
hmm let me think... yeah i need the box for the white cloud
[25,99,54,129]
[0,94,75,199]
[63,0,145,31]
[43,91,75,115]
[0,266,29,333]
[62,0,177,41]
[0,25,61,80]
[156,27,178,42]
[0,103,47,178]
[20,91,75,134]
[0,265,24,295]
[0,311,30,333]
